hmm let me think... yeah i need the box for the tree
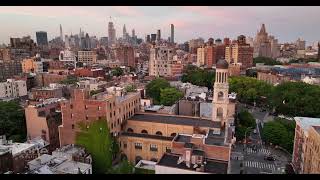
[235,110,256,141]
[146,78,170,104]
[159,87,183,106]
[181,65,215,89]
[0,101,26,142]
[125,84,137,92]
[262,118,295,153]
[229,76,273,107]
[60,75,78,85]
[271,82,320,118]
[253,57,282,66]
[108,160,134,174]
[111,67,124,77]
[75,119,113,174]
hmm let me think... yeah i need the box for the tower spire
[259,23,266,34]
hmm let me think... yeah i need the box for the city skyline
[0,6,320,45]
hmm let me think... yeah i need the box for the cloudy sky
[0,6,319,45]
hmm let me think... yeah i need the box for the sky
[0,6,320,45]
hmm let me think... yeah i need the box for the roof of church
[216,59,229,69]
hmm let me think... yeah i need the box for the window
[166,147,171,153]
[99,116,102,120]
[134,143,142,150]
[117,119,120,125]
[127,128,134,133]
[72,124,75,129]
[71,113,74,118]
[70,104,73,109]
[150,158,158,162]
[111,123,114,129]
[85,105,88,110]
[170,133,177,137]
[150,144,158,152]
[98,106,101,110]
[141,130,148,134]
[124,143,127,149]
[110,112,112,118]
[86,116,89,120]
[155,131,162,136]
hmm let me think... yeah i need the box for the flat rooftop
[174,132,226,146]
[0,142,35,156]
[121,132,174,141]
[157,153,228,174]
[294,117,320,133]
[129,114,221,128]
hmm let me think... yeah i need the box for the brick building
[30,84,63,101]
[115,45,135,67]
[303,126,320,174]
[74,68,105,78]
[292,117,320,174]
[58,88,141,146]
[25,98,62,152]
[36,73,68,87]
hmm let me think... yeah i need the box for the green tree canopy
[125,84,137,92]
[75,119,113,174]
[108,160,134,174]
[111,67,124,77]
[146,78,171,104]
[0,101,26,142]
[60,75,78,85]
[159,87,184,106]
[181,65,215,89]
[235,110,256,141]
[271,82,320,118]
[262,118,295,153]
[253,57,283,66]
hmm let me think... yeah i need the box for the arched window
[120,154,128,161]
[127,128,134,133]
[135,156,143,165]
[141,130,148,134]
[217,107,223,117]
[170,133,177,137]
[155,131,162,136]
[218,91,224,100]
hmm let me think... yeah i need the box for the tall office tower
[170,24,174,43]
[132,29,135,38]
[146,35,151,43]
[253,24,272,58]
[36,31,48,46]
[151,34,157,42]
[123,24,127,39]
[108,18,116,46]
[60,24,63,41]
[157,29,161,42]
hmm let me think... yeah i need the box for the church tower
[212,59,230,128]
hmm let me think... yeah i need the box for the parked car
[264,155,276,161]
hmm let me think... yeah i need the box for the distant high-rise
[108,18,116,46]
[123,24,127,39]
[157,29,161,42]
[146,35,151,43]
[151,34,157,42]
[60,24,63,41]
[170,24,174,43]
[253,24,272,58]
[132,29,135,38]
[36,31,48,46]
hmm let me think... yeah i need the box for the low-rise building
[36,73,68,87]
[74,68,105,78]
[0,79,27,99]
[25,98,63,152]
[77,77,108,92]
[77,50,97,65]
[30,84,63,101]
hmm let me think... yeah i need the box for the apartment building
[292,117,320,174]
[77,51,97,65]
[303,126,320,174]
[30,84,63,101]
[22,57,43,73]
[0,79,27,99]
[25,98,63,152]
[149,45,175,77]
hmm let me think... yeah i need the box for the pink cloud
[112,6,143,17]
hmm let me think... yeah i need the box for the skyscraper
[157,29,161,42]
[170,24,174,43]
[36,31,48,46]
[60,24,63,41]
[132,29,135,38]
[108,18,116,46]
[151,34,157,42]
[123,24,127,39]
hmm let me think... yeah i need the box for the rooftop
[129,114,221,128]
[312,126,320,135]
[55,160,91,174]
[294,117,320,133]
[157,153,228,174]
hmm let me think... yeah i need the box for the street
[230,104,290,174]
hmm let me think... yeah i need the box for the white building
[77,77,108,91]
[196,46,206,67]
[0,79,27,99]
[149,45,175,77]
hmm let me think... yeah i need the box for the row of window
[126,128,177,137]
[121,141,171,153]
